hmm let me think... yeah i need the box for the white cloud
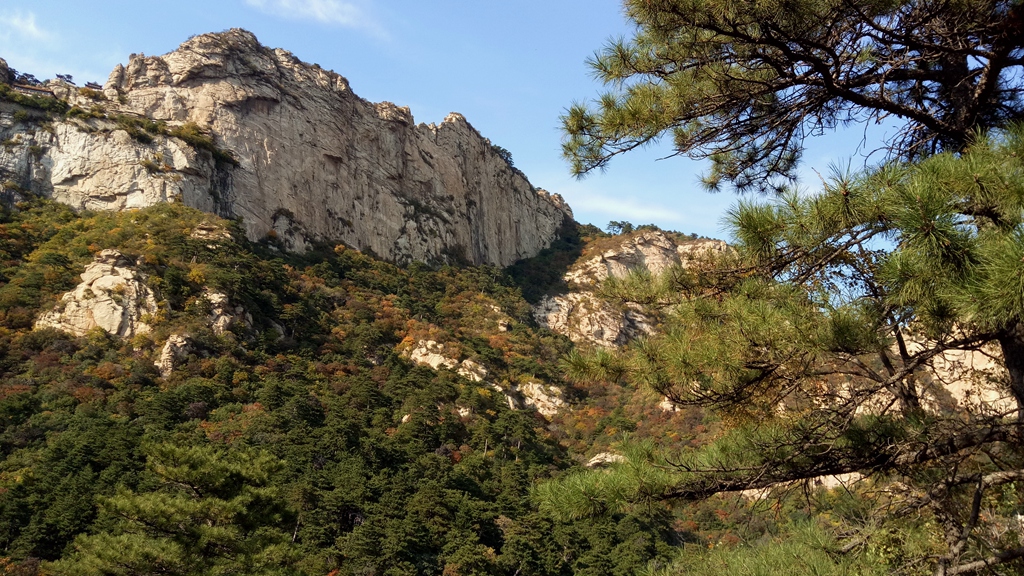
[244,0,385,36]
[0,11,73,81]
[0,9,116,85]
[0,11,51,42]
[529,168,735,238]
[570,192,684,223]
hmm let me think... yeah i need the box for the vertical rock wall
[0,30,571,266]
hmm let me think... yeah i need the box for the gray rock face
[35,250,157,338]
[0,58,11,85]
[0,29,571,266]
[0,118,221,213]
[534,231,728,347]
[156,334,192,377]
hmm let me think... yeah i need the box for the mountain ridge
[0,29,571,266]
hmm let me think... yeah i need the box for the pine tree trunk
[997,322,1024,419]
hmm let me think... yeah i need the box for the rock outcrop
[921,343,1014,413]
[151,293,252,378]
[203,289,251,336]
[156,334,192,377]
[0,58,11,85]
[407,340,487,382]
[534,292,652,348]
[565,233,727,287]
[586,452,626,468]
[405,339,566,416]
[518,381,566,417]
[534,231,728,347]
[0,119,222,213]
[0,29,571,266]
[35,250,157,338]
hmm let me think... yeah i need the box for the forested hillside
[2,0,1023,573]
[0,197,684,575]
[2,190,999,576]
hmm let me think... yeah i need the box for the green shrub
[168,122,239,166]
[139,157,163,173]
[491,143,514,167]
[77,87,106,101]
[111,114,164,144]
[65,105,105,121]
[0,83,69,115]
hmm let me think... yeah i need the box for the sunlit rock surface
[35,250,157,338]
[0,29,571,266]
[534,231,727,347]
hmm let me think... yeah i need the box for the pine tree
[550,126,1024,574]
[563,0,1024,193]
[51,442,300,576]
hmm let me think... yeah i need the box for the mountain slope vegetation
[0,196,684,575]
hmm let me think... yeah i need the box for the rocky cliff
[0,58,11,85]
[534,231,728,347]
[0,30,571,265]
[35,249,157,338]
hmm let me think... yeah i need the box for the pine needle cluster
[563,0,1023,193]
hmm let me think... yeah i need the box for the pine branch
[661,422,1021,500]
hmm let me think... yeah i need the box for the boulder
[35,250,157,338]
[155,334,191,377]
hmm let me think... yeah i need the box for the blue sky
[0,0,896,240]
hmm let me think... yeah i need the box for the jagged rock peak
[0,58,11,85]
[112,29,350,94]
[1,29,572,267]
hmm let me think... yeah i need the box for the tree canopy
[552,3,1024,571]
[53,443,299,576]
[550,125,1024,574]
[0,199,682,575]
[562,0,1024,193]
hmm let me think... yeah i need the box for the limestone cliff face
[0,118,222,213]
[534,231,728,347]
[0,58,11,85]
[0,30,571,266]
[35,250,157,338]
